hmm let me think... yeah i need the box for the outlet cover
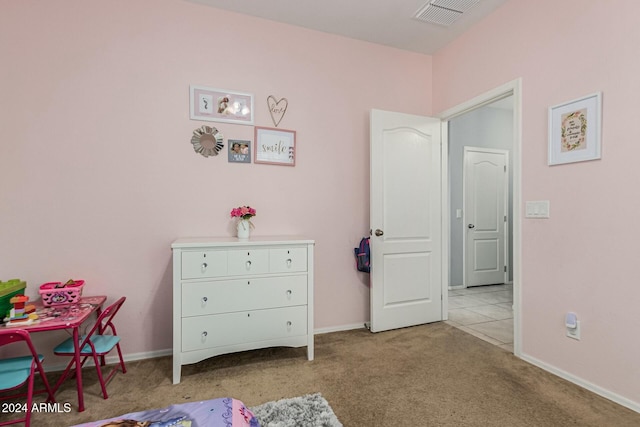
[567,320,581,340]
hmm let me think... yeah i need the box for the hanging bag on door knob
[354,237,371,273]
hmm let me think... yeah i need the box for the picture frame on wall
[548,92,602,165]
[228,139,251,163]
[254,127,296,166]
[189,85,254,125]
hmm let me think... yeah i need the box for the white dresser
[171,236,314,384]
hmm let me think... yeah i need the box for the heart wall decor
[267,95,288,127]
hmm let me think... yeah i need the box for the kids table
[1,295,107,412]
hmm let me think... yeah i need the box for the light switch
[525,201,550,218]
[456,209,462,219]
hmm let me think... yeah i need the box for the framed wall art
[548,92,602,165]
[228,139,251,163]
[254,127,296,166]
[189,85,254,125]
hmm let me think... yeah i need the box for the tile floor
[445,283,514,352]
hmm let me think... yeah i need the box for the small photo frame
[228,139,251,163]
[254,127,296,166]
[190,85,254,125]
[548,92,602,165]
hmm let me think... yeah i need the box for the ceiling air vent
[414,0,480,26]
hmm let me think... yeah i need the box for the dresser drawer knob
[287,321,292,329]
[201,263,208,272]
[246,260,252,270]
[286,259,292,267]
[286,290,292,298]
[201,331,208,339]
[202,296,208,304]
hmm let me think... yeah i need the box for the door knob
[375,229,384,236]
[468,224,475,229]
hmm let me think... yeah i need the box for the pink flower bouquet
[230,206,256,221]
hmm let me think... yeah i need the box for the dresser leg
[307,336,315,361]
[173,358,181,384]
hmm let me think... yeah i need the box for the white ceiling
[184,0,509,55]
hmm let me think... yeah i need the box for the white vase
[237,219,251,240]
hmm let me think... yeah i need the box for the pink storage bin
[39,280,85,306]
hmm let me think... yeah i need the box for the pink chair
[52,297,127,401]
[0,329,56,427]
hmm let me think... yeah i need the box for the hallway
[445,283,513,352]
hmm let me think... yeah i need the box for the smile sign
[254,127,296,166]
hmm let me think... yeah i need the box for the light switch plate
[525,201,550,218]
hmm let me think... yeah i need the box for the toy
[5,294,38,326]
[0,279,27,318]
[39,279,85,306]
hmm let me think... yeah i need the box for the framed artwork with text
[548,92,602,165]
[254,127,296,166]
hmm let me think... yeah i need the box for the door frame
[463,146,509,288]
[438,78,522,356]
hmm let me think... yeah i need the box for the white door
[369,109,443,333]
[464,147,508,287]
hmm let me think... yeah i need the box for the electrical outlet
[567,321,581,340]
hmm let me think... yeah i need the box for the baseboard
[314,323,367,335]
[520,353,640,413]
[45,348,172,373]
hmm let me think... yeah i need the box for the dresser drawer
[181,275,307,316]
[181,306,307,352]
[227,249,269,276]
[269,247,307,273]
[181,250,227,279]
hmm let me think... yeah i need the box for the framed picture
[548,92,602,165]
[228,139,251,163]
[254,127,296,166]
[190,85,254,125]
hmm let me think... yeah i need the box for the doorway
[439,80,521,355]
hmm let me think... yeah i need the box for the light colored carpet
[251,393,342,427]
[10,323,640,426]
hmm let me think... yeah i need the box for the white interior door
[370,109,443,333]
[464,147,508,287]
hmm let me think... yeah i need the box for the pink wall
[5,0,635,411]
[0,1,431,359]
[434,0,640,407]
